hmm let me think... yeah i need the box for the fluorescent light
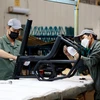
[8,6,29,15]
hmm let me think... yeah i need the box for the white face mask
[81,38,89,48]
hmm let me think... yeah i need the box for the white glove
[67,46,77,56]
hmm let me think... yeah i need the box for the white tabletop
[0,75,93,100]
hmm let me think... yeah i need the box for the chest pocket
[0,38,13,54]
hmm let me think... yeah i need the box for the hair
[8,26,11,28]
[84,33,97,40]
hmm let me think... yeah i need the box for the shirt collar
[3,35,10,44]
[3,35,20,47]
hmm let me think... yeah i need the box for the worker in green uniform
[0,18,22,80]
[63,29,100,100]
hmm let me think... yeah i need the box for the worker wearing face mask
[63,29,100,100]
[0,18,22,80]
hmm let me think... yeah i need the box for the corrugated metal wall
[79,3,100,38]
[0,0,100,38]
[28,0,74,27]
[0,0,28,36]
[80,0,95,4]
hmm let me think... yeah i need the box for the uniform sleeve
[81,42,100,68]
[0,38,3,49]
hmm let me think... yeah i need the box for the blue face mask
[9,31,19,40]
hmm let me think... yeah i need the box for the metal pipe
[74,0,80,36]
[45,0,77,5]
[19,19,32,55]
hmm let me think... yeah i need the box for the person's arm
[0,49,17,60]
[74,42,100,69]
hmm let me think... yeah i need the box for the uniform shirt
[81,40,100,92]
[0,35,21,80]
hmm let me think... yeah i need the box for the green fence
[30,26,74,42]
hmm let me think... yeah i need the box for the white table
[0,76,94,100]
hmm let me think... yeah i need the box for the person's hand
[12,56,17,60]
[9,56,17,61]
[74,52,79,60]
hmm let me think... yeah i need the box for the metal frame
[45,0,77,5]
